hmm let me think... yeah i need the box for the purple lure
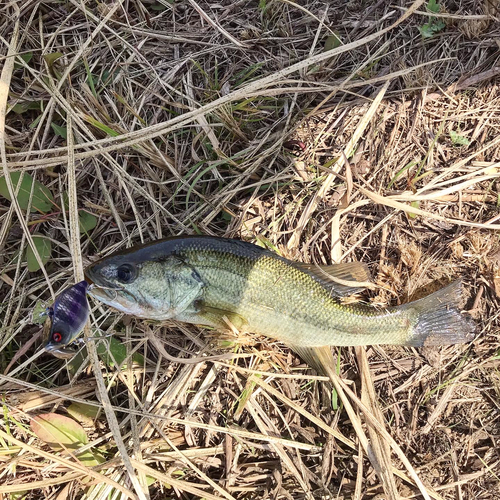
[44,281,90,358]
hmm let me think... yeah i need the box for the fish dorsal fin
[294,261,372,296]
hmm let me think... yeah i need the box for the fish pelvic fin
[401,280,476,347]
[196,303,249,331]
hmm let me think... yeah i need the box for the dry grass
[1,0,500,498]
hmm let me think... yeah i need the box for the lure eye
[52,332,62,343]
[116,264,136,284]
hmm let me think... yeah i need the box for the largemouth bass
[84,237,475,366]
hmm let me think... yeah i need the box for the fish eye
[52,332,62,343]
[116,264,137,284]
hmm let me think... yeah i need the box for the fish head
[85,252,204,320]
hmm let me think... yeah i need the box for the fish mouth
[85,265,122,295]
[85,264,108,287]
[85,264,135,310]
[85,262,148,317]
[87,284,120,303]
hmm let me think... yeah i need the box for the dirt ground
[0,0,500,499]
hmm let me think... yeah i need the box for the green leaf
[76,449,106,466]
[450,130,471,146]
[67,335,144,376]
[427,0,440,13]
[0,172,54,213]
[82,115,120,137]
[32,299,50,324]
[97,337,144,369]
[101,68,121,86]
[221,210,232,222]
[29,114,43,129]
[82,58,97,99]
[151,2,168,10]
[43,52,63,69]
[21,52,33,63]
[324,32,342,51]
[419,19,445,38]
[434,19,445,31]
[31,413,105,466]
[61,193,98,233]
[51,122,67,139]
[14,51,33,70]
[419,23,435,38]
[67,402,100,426]
[388,160,418,189]
[10,100,42,114]
[61,191,69,211]
[8,492,27,500]
[408,201,420,219]
[78,210,98,233]
[234,376,259,420]
[26,236,51,272]
[31,413,88,450]
[254,235,280,254]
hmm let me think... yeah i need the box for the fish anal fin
[294,261,372,296]
[287,344,335,377]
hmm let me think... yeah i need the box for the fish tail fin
[400,280,476,347]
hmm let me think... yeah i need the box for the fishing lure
[44,281,90,359]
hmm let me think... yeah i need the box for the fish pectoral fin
[294,261,372,296]
[286,344,336,377]
[197,304,248,332]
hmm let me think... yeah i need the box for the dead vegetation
[0,0,500,498]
